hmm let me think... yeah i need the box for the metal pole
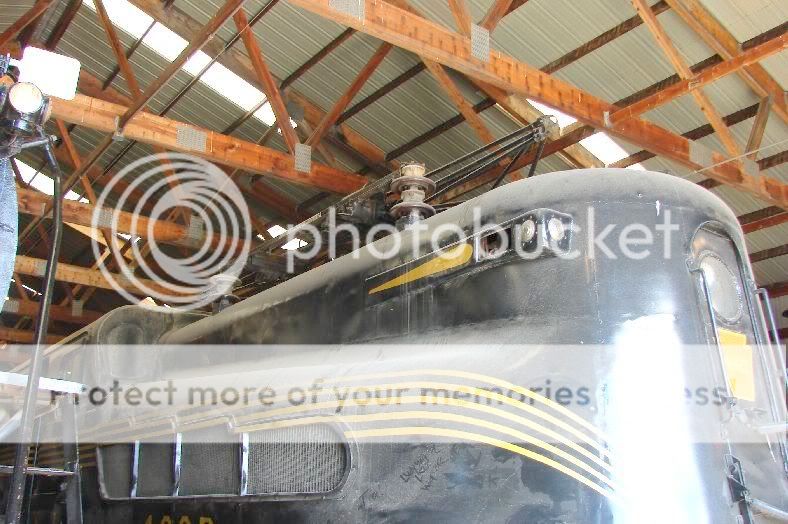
[5,136,65,523]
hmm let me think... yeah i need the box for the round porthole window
[699,253,743,323]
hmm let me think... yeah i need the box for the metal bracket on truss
[183,215,205,248]
[71,300,83,318]
[688,140,715,170]
[471,24,491,63]
[742,157,760,180]
[112,116,125,142]
[329,0,364,20]
[295,143,312,173]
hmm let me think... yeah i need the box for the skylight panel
[82,0,278,127]
[267,224,287,238]
[528,99,576,129]
[16,160,85,200]
[527,100,644,170]
[282,238,308,250]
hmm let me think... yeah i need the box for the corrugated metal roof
[0,0,785,323]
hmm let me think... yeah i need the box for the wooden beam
[0,327,60,345]
[423,60,527,179]
[93,0,142,97]
[288,0,786,207]
[631,0,742,158]
[45,0,82,49]
[15,187,244,249]
[280,27,356,89]
[764,281,788,298]
[0,0,52,48]
[478,81,603,168]
[307,42,392,147]
[664,0,788,125]
[127,0,392,171]
[233,9,300,154]
[401,0,600,170]
[423,60,494,144]
[740,207,788,234]
[447,0,472,36]
[607,33,786,125]
[745,97,771,160]
[480,0,515,31]
[241,178,309,224]
[20,0,253,248]
[542,1,669,74]
[348,0,665,168]
[14,256,186,297]
[338,63,425,124]
[750,244,788,264]
[2,299,102,325]
[47,93,367,194]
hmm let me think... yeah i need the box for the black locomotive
[5,169,787,523]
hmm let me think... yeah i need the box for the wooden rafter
[2,299,103,325]
[307,42,392,147]
[764,281,788,298]
[749,244,788,264]
[346,1,669,169]
[631,0,742,158]
[745,97,771,160]
[19,0,252,247]
[447,0,472,35]
[607,32,786,125]
[233,9,300,154]
[48,93,367,194]
[280,27,356,89]
[0,0,52,48]
[422,61,530,177]
[739,206,787,234]
[289,0,786,207]
[0,328,61,345]
[45,0,83,49]
[398,0,600,170]
[127,0,392,171]
[664,0,788,125]
[480,0,515,31]
[14,256,186,297]
[423,60,494,144]
[93,0,142,96]
[15,188,243,250]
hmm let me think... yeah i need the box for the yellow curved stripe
[368,243,473,295]
[81,366,608,449]
[323,369,608,443]
[105,394,610,474]
[237,410,616,489]
[242,380,608,457]
[233,394,610,471]
[84,381,609,465]
[348,426,616,500]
